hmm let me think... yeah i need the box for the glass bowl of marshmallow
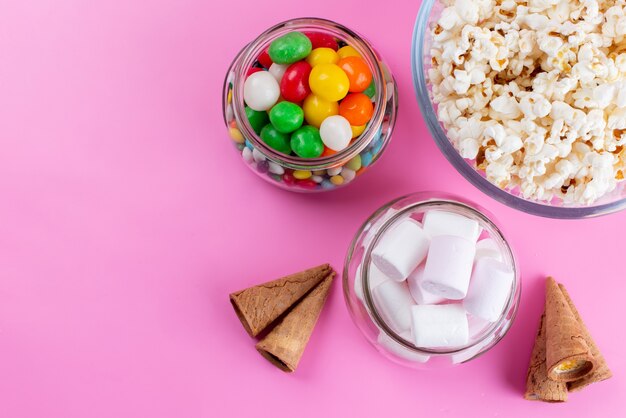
[343,192,521,368]
[412,0,626,218]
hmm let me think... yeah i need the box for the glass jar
[343,192,521,368]
[222,18,398,192]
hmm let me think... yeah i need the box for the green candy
[290,126,324,158]
[269,101,304,133]
[260,124,292,155]
[363,80,376,98]
[268,32,312,64]
[245,106,269,134]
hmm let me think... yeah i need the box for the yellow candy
[229,127,244,143]
[309,64,350,102]
[303,94,339,127]
[306,47,339,67]
[337,45,361,59]
[330,175,344,185]
[346,155,362,171]
[351,124,367,138]
[293,170,312,180]
[227,90,232,104]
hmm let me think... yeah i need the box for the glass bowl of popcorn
[412,0,626,218]
[343,192,521,368]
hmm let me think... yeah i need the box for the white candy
[464,257,514,322]
[320,115,352,151]
[474,238,503,261]
[422,210,481,242]
[242,147,253,163]
[243,71,280,111]
[268,63,288,83]
[268,161,284,175]
[372,219,431,281]
[411,304,469,348]
[355,263,390,302]
[378,331,430,363]
[372,280,414,333]
[407,264,446,305]
[422,235,476,299]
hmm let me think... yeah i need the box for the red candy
[257,48,273,69]
[280,61,312,103]
[246,67,264,78]
[304,32,339,51]
[297,179,318,189]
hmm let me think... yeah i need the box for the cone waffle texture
[524,312,568,402]
[544,277,595,382]
[229,264,332,337]
[256,273,334,372]
[559,284,612,392]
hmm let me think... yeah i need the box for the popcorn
[428,0,626,204]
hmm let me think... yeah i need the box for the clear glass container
[343,192,521,368]
[223,18,398,192]
[412,0,626,218]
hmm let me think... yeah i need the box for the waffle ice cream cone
[524,312,568,402]
[544,277,595,382]
[229,264,332,337]
[558,284,612,392]
[256,273,334,372]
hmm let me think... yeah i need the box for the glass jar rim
[227,17,389,170]
[347,192,521,356]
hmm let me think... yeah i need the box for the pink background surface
[0,1,624,417]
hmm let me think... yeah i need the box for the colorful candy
[244,71,280,111]
[337,45,361,59]
[245,106,269,134]
[268,32,312,64]
[303,95,338,127]
[268,63,289,83]
[269,102,304,133]
[291,126,324,158]
[260,124,292,154]
[280,61,312,102]
[320,115,352,151]
[227,28,391,190]
[304,32,339,51]
[338,56,372,93]
[306,48,339,67]
[339,93,374,126]
[309,63,350,102]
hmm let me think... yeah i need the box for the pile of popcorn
[429,0,626,204]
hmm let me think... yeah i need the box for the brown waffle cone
[545,277,595,382]
[229,264,331,337]
[558,284,612,392]
[256,273,334,372]
[524,312,568,402]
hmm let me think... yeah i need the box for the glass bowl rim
[343,191,522,358]
[411,0,626,219]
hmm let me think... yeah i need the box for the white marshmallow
[422,235,476,299]
[378,331,430,363]
[423,210,481,242]
[411,304,469,348]
[407,264,446,305]
[474,238,503,261]
[372,280,414,333]
[355,263,391,302]
[361,208,399,251]
[463,257,514,322]
[372,219,431,281]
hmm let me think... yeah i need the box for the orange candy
[339,93,374,126]
[321,146,337,157]
[337,56,372,93]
